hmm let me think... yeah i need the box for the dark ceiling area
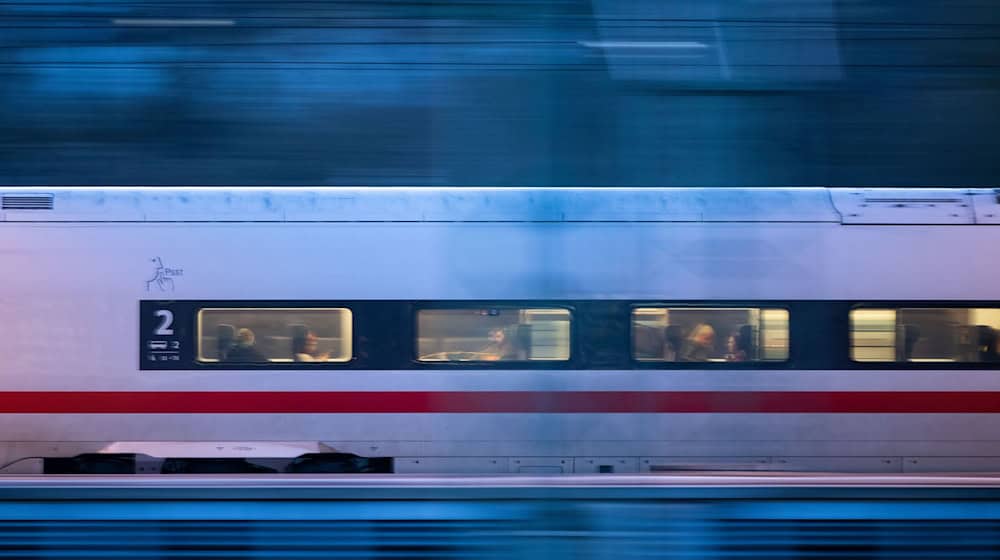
[1,0,999,186]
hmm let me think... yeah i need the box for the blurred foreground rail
[1,474,999,558]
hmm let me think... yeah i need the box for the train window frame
[148,299,1000,372]
[628,303,792,369]
[196,306,355,366]
[848,303,1000,369]
[412,302,576,369]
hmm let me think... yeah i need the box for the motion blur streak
[1,1,999,186]
[112,19,237,27]
[2,478,1000,559]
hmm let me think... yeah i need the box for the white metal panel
[772,457,902,473]
[972,190,1000,224]
[904,457,1000,473]
[510,457,573,474]
[641,457,771,472]
[830,188,978,224]
[0,187,840,223]
[825,225,1000,300]
[574,457,639,474]
[394,457,507,474]
[0,413,982,450]
[0,220,836,301]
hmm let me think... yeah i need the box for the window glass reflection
[417,308,571,362]
[851,308,1000,363]
[198,308,352,363]
[632,307,789,363]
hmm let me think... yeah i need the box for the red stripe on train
[0,391,999,413]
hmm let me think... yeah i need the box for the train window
[851,308,1000,363]
[417,308,571,362]
[197,308,352,364]
[632,307,789,363]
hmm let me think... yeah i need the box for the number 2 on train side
[154,309,174,336]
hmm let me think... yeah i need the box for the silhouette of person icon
[146,257,175,292]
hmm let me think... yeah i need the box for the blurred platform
[2,474,999,558]
[4,0,1000,187]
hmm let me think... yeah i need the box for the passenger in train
[661,336,678,362]
[664,325,684,362]
[985,327,1000,363]
[725,332,747,362]
[224,328,266,362]
[680,324,716,362]
[901,325,921,362]
[480,327,519,361]
[293,331,330,362]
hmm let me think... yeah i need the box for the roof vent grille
[2,194,54,210]
[863,197,963,204]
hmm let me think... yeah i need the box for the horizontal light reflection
[111,19,235,26]
[580,41,710,50]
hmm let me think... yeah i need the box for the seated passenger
[725,332,747,362]
[901,325,921,362]
[996,330,1000,362]
[662,336,678,362]
[977,326,998,363]
[993,329,1000,362]
[225,328,266,362]
[293,331,330,362]
[680,324,716,362]
[665,325,685,362]
[480,327,518,361]
[987,329,1000,362]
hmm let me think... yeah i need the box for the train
[0,186,998,474]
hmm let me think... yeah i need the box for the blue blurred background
[2,0,999,186]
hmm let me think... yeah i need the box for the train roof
[1,187,997,224]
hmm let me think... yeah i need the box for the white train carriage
[0,187,998,474]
